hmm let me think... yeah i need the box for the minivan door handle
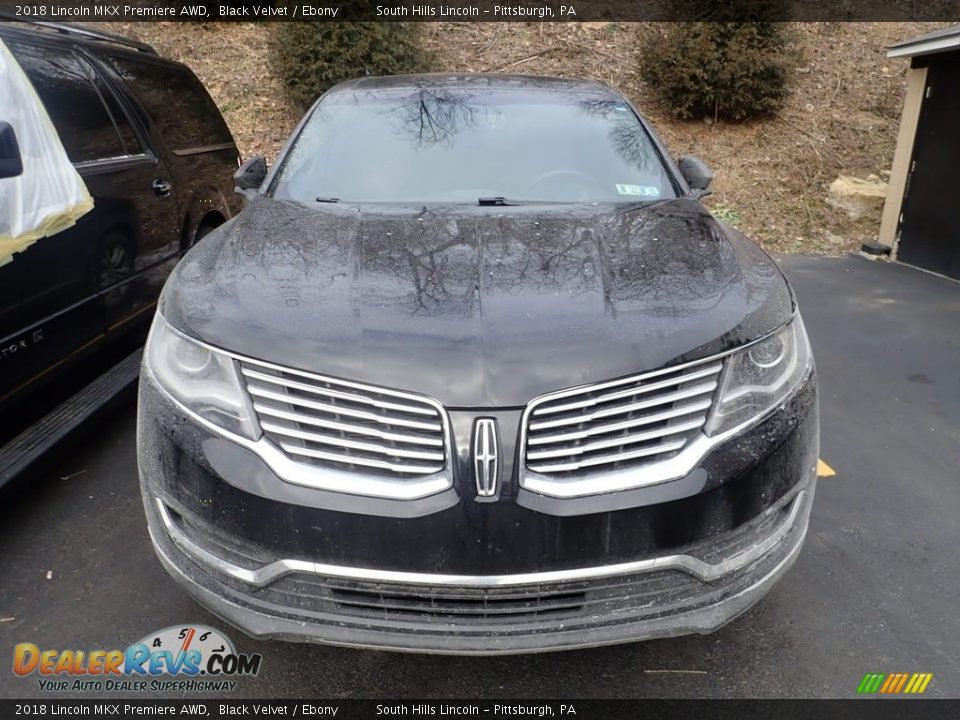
[152,178,172,197]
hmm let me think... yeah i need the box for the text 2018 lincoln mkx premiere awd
[137,75,818,654]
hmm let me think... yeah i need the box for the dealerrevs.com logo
[13,625,262,693]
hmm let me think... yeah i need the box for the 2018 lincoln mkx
[137,75,818,654]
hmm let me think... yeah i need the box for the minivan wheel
[191,222,219,248]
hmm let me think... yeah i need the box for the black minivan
[0,21,240,424]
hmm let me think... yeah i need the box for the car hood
[163,197,793,408]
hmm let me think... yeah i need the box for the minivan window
[8,41,128,164]
[82,58,143,157]
[103,54,233,151]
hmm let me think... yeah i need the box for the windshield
[269,86,678,204]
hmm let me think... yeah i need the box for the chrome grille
[240,361,447,478]
[523,359,723,477]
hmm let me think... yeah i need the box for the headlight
[144,313,260,440]
[705,314,812,437]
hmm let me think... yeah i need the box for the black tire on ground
[192,222,219,248]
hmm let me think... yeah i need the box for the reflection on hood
[164,198,792,407]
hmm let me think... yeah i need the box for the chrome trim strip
[259,421,445,461]
[237,351,445,405]
[523,431,710,498]
[529,380,717,431]
[279,442,445,475]
[528,401,711,446]
[532,358,724,408]
[527,437,688,474]
[253,404,444,447]
[154,490,807,588]
[531,363,722,417]
[241,366,437,417]
[247,385,443,432]
[74,153,152,175]
[527,417,706,461]
[171,142,238,157]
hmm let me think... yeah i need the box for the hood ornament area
[473,418,500,498]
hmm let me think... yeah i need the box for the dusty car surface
[137,74,818,654]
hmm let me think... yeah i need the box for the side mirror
[678,155,713,198]
[0,121,23,179]
[233,155,267,198]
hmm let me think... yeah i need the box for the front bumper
[138,372,818,654]
[146,478,813,654]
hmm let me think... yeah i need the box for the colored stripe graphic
[880,674,897,693]
[857,672,932,694]
[857,673,885,693]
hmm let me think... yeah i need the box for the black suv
[0,21,240,419]
[139,75,818,654]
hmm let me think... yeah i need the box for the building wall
[879,65,928,256]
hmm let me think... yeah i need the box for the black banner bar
[2,700,960,719]
[1,0,960,22]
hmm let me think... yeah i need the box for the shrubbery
[639,22,795,121]
[270,23,433,110]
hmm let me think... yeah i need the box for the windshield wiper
[478,196,520,206]
[477,197,573,207]
[315,196,340,203]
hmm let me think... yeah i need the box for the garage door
[897,53,960,280]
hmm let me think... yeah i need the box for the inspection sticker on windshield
[616,184,659,197]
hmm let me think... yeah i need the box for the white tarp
[0,38,93,267]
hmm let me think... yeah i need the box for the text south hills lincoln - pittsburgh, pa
[376,4,578,18]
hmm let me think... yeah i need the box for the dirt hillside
[86,21,948,254]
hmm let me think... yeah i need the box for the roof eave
[888,33,960,59]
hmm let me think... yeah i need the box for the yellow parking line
[817,459,836,477]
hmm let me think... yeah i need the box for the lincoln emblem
[473,418,499,498]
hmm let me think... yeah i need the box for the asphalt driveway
[1,254,958,699]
